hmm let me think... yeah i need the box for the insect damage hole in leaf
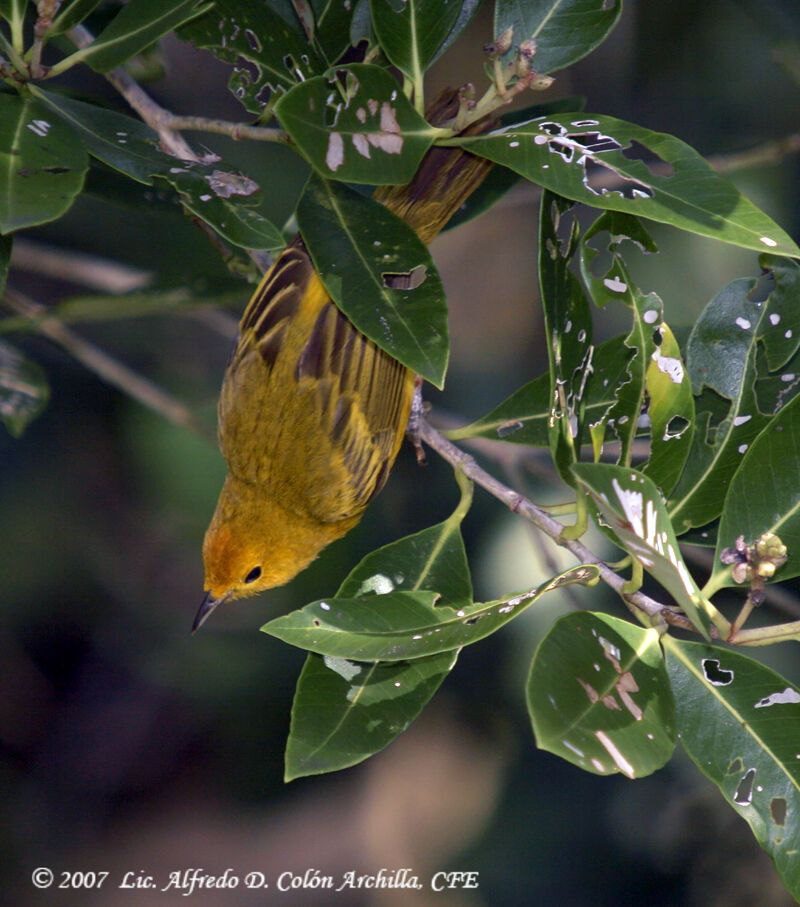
[733,767,756,805]
[702,657,733,686]
[382,264,428,290]
[771,797,787,827]
[621,139,675,177]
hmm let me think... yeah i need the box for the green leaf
[710,394,800,589]
[285,649,459,780]
[162,166,284,251]
[580,211,695,493]
[64,0,211,74]
[539,192,592,485]
[313,0,357,63]
[664,637,800,901]
[370,0,461,86]
[756,255,800,372]
[32,88,170,184]
[494,0,623,74]
[0,0,27,28]
[178,0,325,114]
[451,114,800,258]
[275,64,436,185]
[296,174,448,386]
[263,565,599,660]
[284,469,473,779]
[0,95,88,234]
[580,211,659,465]
[337,468,474,606]
[669,277,771,531]
[446,333,631,445]
[428,0,481,67]
[572,462,715,639]
[528,611,676,777]
[444,97,588,232]
[0,340,50,437]
[642,323,695,496]
[49,0,103,36]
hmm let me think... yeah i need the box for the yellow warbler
[195,98,493,631]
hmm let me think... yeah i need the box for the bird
[195,92,494,632]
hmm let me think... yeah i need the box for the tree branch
[3,287,209,438]
[417,418,705,634]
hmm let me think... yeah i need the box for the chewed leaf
[285,649,459,780]
[572,463,715,639]
[452,114,800,258]
[262,566,599,661]
[665,638,800,901]
[528,611,676,777]
[275,64,436,184]
[670,277,771,531]
[0,95,88,233]
[284,471,474,780]
[643,322,695,496]
[539,193,593,485]
[178,0,324,113]
[296,175,448,386]
[338,468,474,608]
[447,333,631,446]
[580,211,661,466]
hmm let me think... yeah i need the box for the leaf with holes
[296,174,447,386]
[446,333,631,446]
[32,88,172,184]
[572,462,715,639]
[163,167,283,251]
[445,97,587,232]
[707,394,800,591]
[669,277,771,532]
[275,64,436,185]
[0,340,50,438]
[528,611,676,777]
[579,210,661,465]
[65,0,211,74]
[452,114,800,258]
[284,470,473,780]
[0,95,88,234]
[179,0,324,113]
[539,192,593,484]
[642,323,695,496]
[371,0,461,86]
[664,637,800,901]
[494,0,623,74]
[263,565,599,661]
[285,649,459,780]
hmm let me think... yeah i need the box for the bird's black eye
[244,566,262,584]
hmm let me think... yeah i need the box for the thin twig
[3,287,208,438]
[10,239,152,293]
[418,418,703,634]
[66,25,284,152]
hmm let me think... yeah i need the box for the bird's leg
[406,375,428,465]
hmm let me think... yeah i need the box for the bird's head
[194,474,354,631]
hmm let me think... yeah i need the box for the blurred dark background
[3,2,800,905]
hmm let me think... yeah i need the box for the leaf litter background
[3,2,800,905]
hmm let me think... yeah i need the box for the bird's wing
[218,240,414,523]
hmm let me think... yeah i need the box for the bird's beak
[192,590,228,634]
